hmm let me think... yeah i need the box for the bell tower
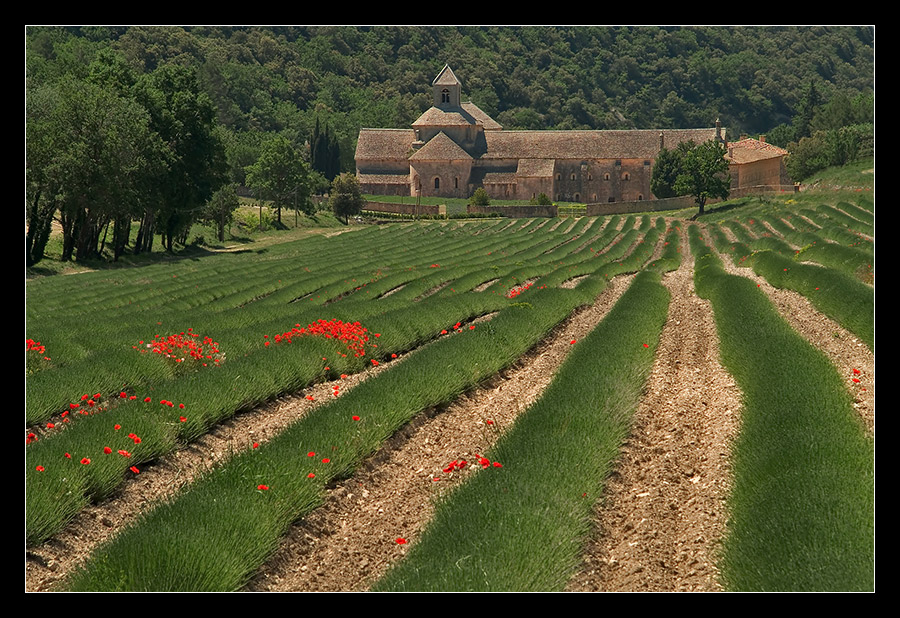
[432,64,462,109]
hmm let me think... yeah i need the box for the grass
[690,226,874,591]
[373,270,670,591]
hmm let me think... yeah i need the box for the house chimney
[759,135,766,143]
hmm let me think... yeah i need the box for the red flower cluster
[136,329,223,366]
[266,319,372,358]
[443,453,503,474]
[26,338,49,360]
[506,282,533,299]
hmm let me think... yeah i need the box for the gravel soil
[24,220,874,593]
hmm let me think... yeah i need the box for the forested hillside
[25,26,875,266]
[27,26,874,174]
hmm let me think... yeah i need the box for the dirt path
[714,236,875,435]
[567,225,742,591]
[25,218,874,593]
[244,276,632,591]
[24,367,389,592]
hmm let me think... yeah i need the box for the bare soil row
[25,221,873,592]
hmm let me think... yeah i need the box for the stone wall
[467,204,558,218]
[362,201,446,216]
[585,195,695,216]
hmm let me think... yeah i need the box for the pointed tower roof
[432,64,461,87]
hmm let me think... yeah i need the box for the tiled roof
[482,171,518,183]
[461,102,503,130]
[726,138,789,164]
[409,131,473,161]
[516,158,556,177]
[412,102,502,130]
[432,64,460,87]
[355,128,416,161]
[481,128,720,160]
[358,172,410,184]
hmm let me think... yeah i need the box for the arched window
[441,89,450,103]
[434,177,440,190]
[622,172,630,181]
[454,177,459,189]
[604,173,610,181]
[574,193,580,201]
[570,173,576,181]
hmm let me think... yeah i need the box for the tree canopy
[330,173,365,223]
[245,134,310,223]
[671,140,731,215]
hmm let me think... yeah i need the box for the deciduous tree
[673,140,730,216]
[330,173,365,224]
[245,134,310,225]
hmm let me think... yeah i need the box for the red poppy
[395,538,407,545]
[81,458,91,465]
[486,419,494,425]
[308,473,316,479]
[371,359,379,366]
[308,451,316,457]
[103,447,112,454]
[64,452,71,459]
[322,458,331,463]
[144,397,151,403]
[179,416,187,422]
[118,450,131,458]
[114,424,121,430]
[130,466,140,474]
[35,465,45,472]
[570,339,576,344]
[119,392,127,398]
[643,343,649,348]
[352,415,360,421]
[46,422,54,429]
[253,442,259,449]
[257,484,269,490]
[493,462,503,468]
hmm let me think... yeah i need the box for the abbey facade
[355,65,789,203]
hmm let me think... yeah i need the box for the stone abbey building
[355,65,789,204]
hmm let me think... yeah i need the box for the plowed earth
[25,219,874,592]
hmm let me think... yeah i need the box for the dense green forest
[25,26,875,264]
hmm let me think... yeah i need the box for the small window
[604,173,610,181]
[643,160,650,166]
[608,197,616,203]
[574,193,580,201]
[588,174,593,181]
[638,194,644,201]
[434,177,440,190]
[622,173,630,181]
[454,177,459,189]
[615,160,621,166]
[570,173,576,181]
[441,89,450,103]
[556,173,561,181]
